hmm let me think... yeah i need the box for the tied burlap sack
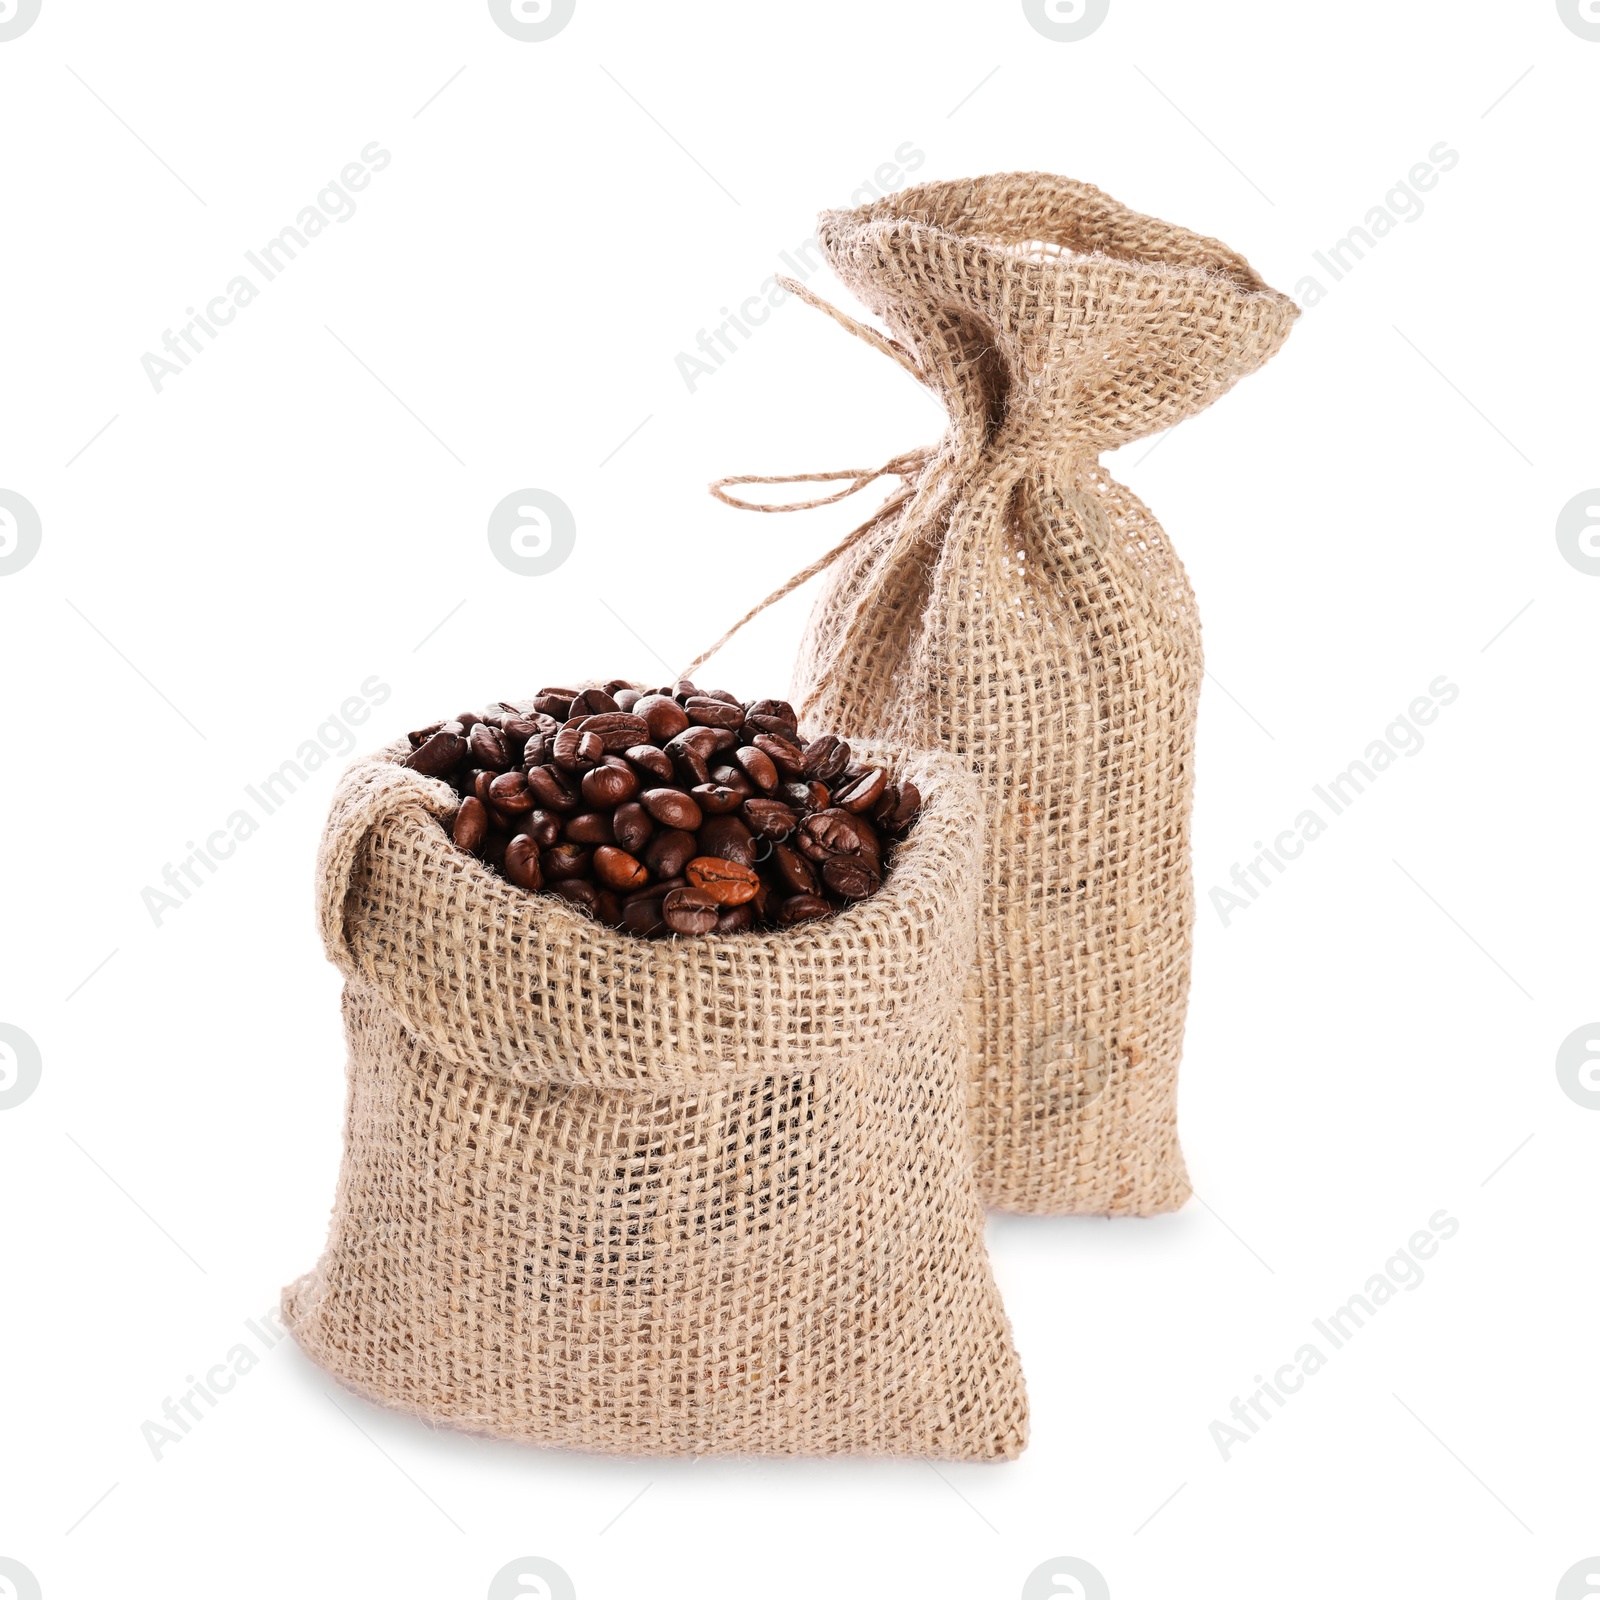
[283,737,1027,1459]
[696,175,1298,1215]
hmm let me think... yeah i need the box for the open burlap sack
[283,736,1027,1459]
[700,175,1297,1215]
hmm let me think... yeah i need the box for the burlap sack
[283,736,1027,1459]
[703,175,1297,1216]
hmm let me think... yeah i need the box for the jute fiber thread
[695,174,1298,1215]
[284,737,1028,1458]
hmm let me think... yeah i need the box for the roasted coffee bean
[742,713,800,743]
[745,697,797,727]
[452,796,488,851]
[684,695,745,731]
[581,758,640,808]
[525,808,562,849]
[531,691,575,719]
[776,893,832,925]
[570,686,620,717]
[488,770,534,815]
[409,720,446,749]
[405,728,467,776]
[633,693,690,742]
[504,834,543,892]
[685,856,759,906]
[614,688,641,712]
[797,807,877,863]
[714,903,754,934]
[744,798,800,841]
[527,764,580,812]
[621,896,667,937]
[835,765,887,814]
[733,745,779,793]
[888,780,921,830]
[468,723,510,771]
[708,764,755,796]
[623,743,674,783]
[692,783,743,816]
[770,841,819,895]
[548,877,599,913]
[640,787,702,830]
[611,801,653,854]
[630,874,685,900]
[595,887,624,927]
[552,726,605,773]
[472,769,497,806]
[801,734,851,783]
[752,731,807,777]
[822,855,881,899]
[543,843,592,880]
[671,678,699,703]
[680,724,738,758]
[577,711,649,752]
[662,886,719,935]
[593,845,648,892]
[563,810,616,846]
[643,828,697,880]
[521,732,555,769]
[664,734,711,787]
[696,815,756,867]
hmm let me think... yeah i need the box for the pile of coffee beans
[404,679,921,937]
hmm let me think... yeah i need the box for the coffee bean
[488,770,534,814]
[742,798,799,840]
[563,811,615,846]
[802,734,851,783]
[527,764,581,813]
[684,695,745,731]
[664,734,711,787]
[465,724,507,771]
[526,809,562,848]
[611,801,653,853]
[632,874,685,900]
[582,759,640,808]
[640,788,702,830]
[570,686,620,717]
[714,903,754,934]
[552,726,605,773]
[889,780,921,830]
[822,855,881,899]
[775,893,832,925]
[409,720,446,749]
[696,814,755,867]
[473,769,498,807]
[531,691,575,719]
[549,877,599,913]
[770,841,819,895]
[745,697,797,727]
[708,765,755,797]
[743,713,800,743]
[405,728,468,776]
[663,886,719,935]
[452,796,488,851]
[593,845,648,892]
[504,835,543,892]
[614,688,641,712]
[643,828,697,880]
[543,842,592,880]
[634,694,690,742]
[577,711,649,752]
[685,856,759,906]
[733,745,779,793]
[692,783,743,816]
[835,765,887,814]
[621,896,666,937]
[796,807,877,863]
[623,743,675,783]
[752,731,807,777]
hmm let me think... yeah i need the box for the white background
[2,3,1596,1597]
